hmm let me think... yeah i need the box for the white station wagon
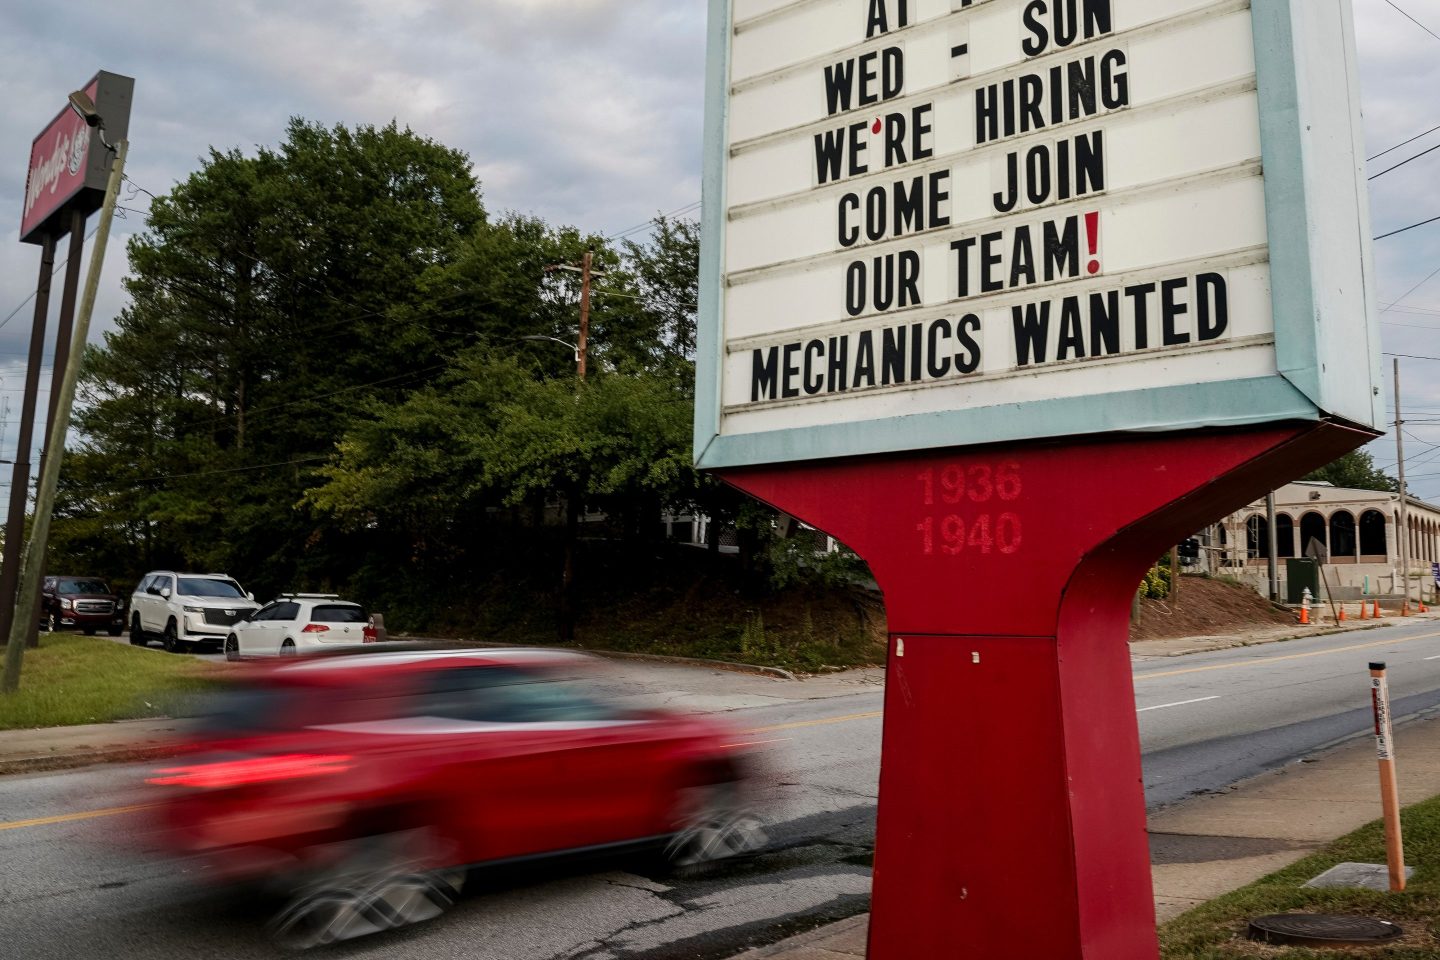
[225,594,375,660]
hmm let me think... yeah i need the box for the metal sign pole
[25,206,86,648]
[0,234,56,650]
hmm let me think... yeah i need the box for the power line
[1369,139,1440,180]
[1370,122,1440,161]
[1382,318,1440,331]
[73,455,333,493]
[606,201,701,243]
[177,362,451,433]
[1376,260,1440,316]
[0,223,104,336]
[1381,0,1440,42]
[1376,215,1440,241]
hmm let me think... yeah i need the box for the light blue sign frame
[695,0,1382,470]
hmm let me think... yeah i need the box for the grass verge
[0,635,223,730]
[1159,794,1440,958]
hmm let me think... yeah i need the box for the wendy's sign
[20,71,133,244]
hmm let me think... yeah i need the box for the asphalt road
[4,620,1440,959]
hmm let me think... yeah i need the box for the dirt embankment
[1130,575,1293,642]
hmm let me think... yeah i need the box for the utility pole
[560,254,590,644]
[538,250,598,644]
[1396,359,1412,611]
[577,249,592,381]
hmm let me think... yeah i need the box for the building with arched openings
[1216,481,1440,600]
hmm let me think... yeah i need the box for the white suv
[130,572,260,653]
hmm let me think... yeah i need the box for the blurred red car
[144,648,764,947]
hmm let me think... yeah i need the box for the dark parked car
[41,576,127,636]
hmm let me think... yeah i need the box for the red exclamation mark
[1085,212,1101,275]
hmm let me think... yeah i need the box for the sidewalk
[0,717,186,774]
[1129,607,1440,658]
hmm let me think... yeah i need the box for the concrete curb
[0,743,183,777]
[393,634,802,681]
[730,914,869,958]
[1128,616,1429,658]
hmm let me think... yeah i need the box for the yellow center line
[0,803,153,832]
[1134,630,1440,682]
[745,710,883,734]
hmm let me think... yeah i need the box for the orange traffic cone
[1422,602,1431,614]
[1403,602,1412,617]
[1360,601,1368,620]
[1299,605,1310,625]
[1374,600,1384,618]
[1338,605,1347,622]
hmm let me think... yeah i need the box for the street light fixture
[67,90,115,150]
[520,334,581,364]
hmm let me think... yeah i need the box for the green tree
[1303,450,1397,493]
[54,119,487,597]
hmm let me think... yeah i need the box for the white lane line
[1427,656,1440,661]
[1137,696,1221,713]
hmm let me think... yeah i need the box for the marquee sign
[695,0,1382,468]
[20,70,134,244]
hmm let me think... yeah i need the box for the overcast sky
[2,1,1440,495]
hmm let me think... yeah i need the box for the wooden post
[1370,661,1406,892]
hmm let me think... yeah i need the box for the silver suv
[130,571,260,653]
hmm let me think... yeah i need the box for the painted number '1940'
[916,462,1023,557]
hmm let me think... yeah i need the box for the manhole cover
[1248,914,1404,947]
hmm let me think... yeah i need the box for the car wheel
[162,620,182,654]
[268,831,464,950]
[129,615,145,646]
[224,634,241,662]
[83,627,96,636]
[663,781,767,875]
[108,625,123,637]
[280,639,297,657]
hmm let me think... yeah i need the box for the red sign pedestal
[721,423,1371,959]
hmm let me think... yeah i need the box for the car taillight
[363,623,377,643]
[147,754,353,789]
[301,623,330,633]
